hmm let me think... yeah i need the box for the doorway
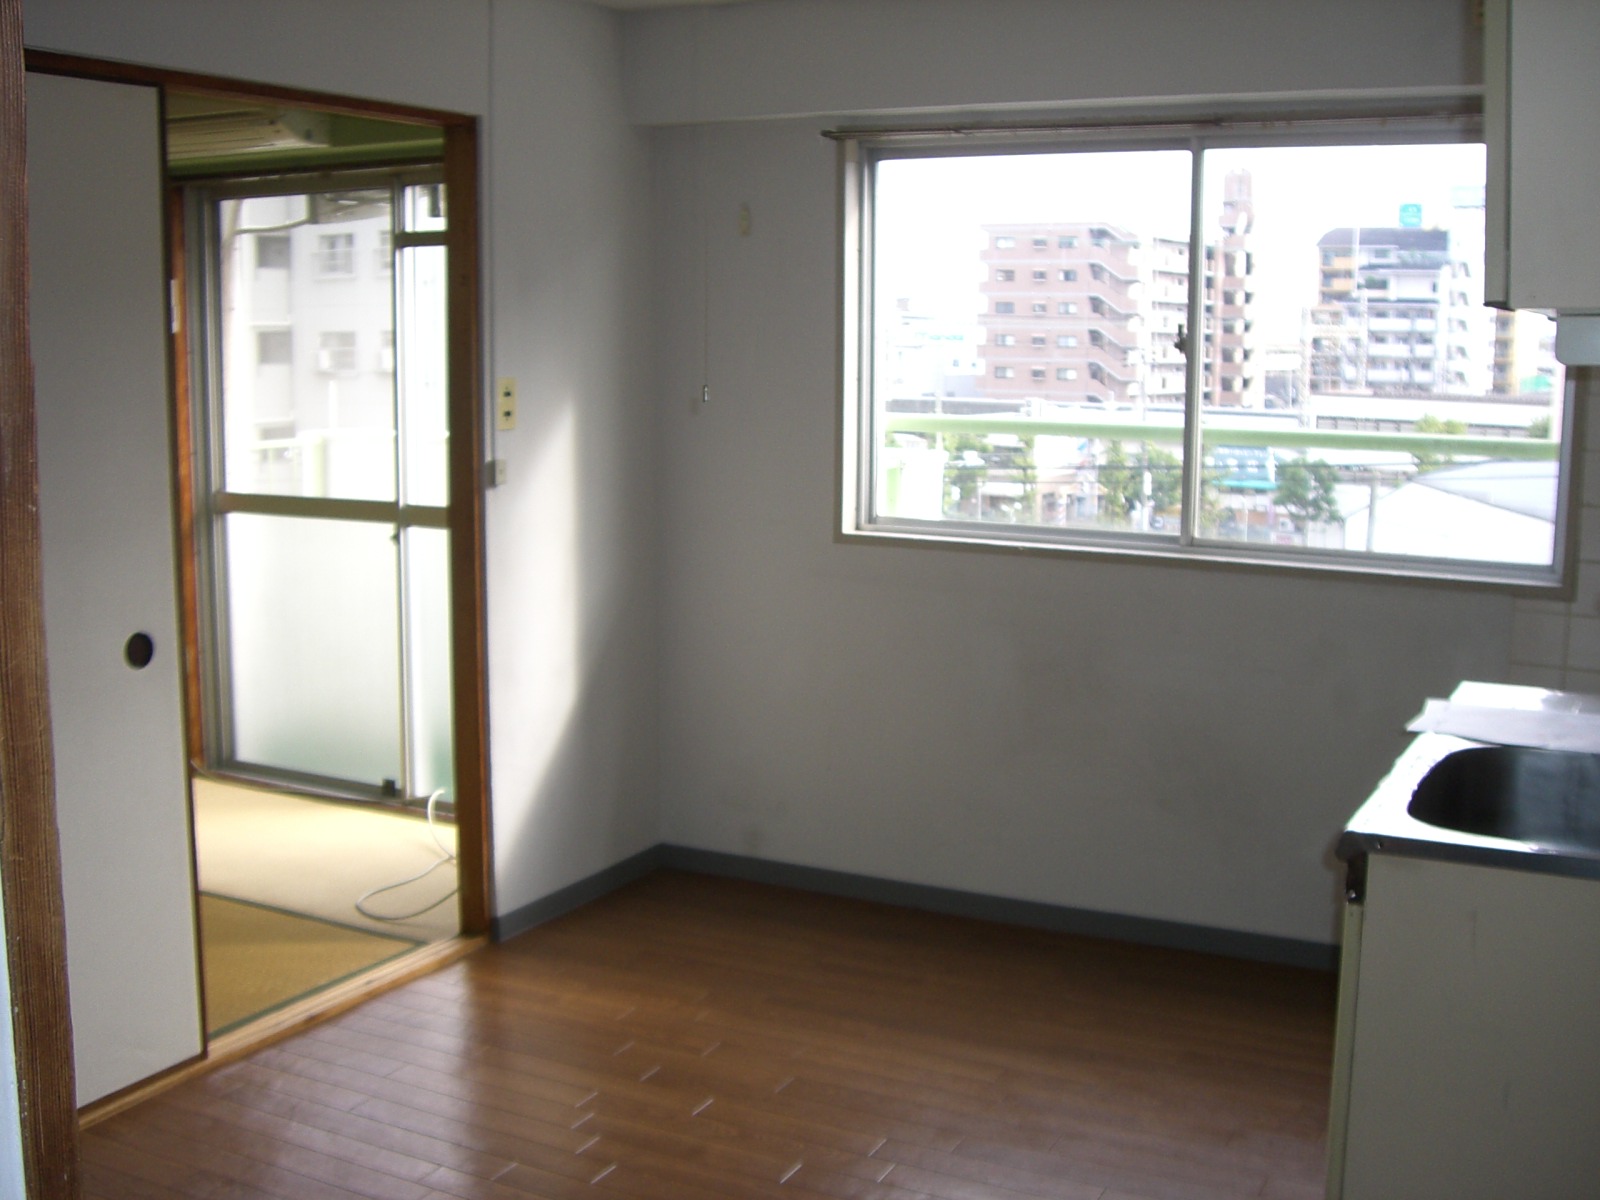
[166,88,488,1036]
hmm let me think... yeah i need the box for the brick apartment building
[977,169,1260,409]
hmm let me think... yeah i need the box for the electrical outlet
[495,378,517,431]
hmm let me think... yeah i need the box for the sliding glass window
[843,121,1570,584]
[192,171,454,803]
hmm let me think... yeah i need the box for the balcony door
[191,172,453,804]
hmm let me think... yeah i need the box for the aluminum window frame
[838,114,1576,591]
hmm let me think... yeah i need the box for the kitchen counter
[1336,682,1600,886]
[1324,680,1600,1200]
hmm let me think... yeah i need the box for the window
[1032,269,1048,282]
[317,330,358,372]
[315,233,355,276]
[994,334,1016,346]
[256,234,290,271]
[849,124,1570,585]
[994,236,1015,248]
[256,328,292,365]
[1061,269,1077,282]
[995,268,1015,281]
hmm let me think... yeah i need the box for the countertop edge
[1338,730,1600,883]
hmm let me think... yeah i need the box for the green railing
[881,413,1561,461]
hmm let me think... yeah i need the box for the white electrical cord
[355,788,458,922]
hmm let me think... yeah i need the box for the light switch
[495,378,517,431]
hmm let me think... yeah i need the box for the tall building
[1493,308,1560,396]
[1307,225,1490,396]
[1205,169,1259,407]
[977,222,1145,406]
[977,172,1260,408]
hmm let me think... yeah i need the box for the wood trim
[0,1,83,1192]
[444,119,493,936]
[23,49,473,129]
[167,174,207,768]
[77,934,485,1131]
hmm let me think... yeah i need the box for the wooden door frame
[25,50,494,944]
[0,40,492,1185]
[1,0,82,1193]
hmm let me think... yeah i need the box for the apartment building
[1308,224,1491,396]
[978,170,1259,409]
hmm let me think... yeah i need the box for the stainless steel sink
[1408,745,1600,855]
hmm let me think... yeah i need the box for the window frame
[837,113,1576,591]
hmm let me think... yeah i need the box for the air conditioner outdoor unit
[167,110,332,161]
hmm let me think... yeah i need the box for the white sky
[874,142,1488,346]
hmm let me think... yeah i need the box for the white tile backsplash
[1559,669,1600,696]
[1564,616,1600,672]
[1507,662,1567,690]
[1510,607,1569,668]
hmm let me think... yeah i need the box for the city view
[869,142,1564,567]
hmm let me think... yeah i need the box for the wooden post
[0,2,84,1192]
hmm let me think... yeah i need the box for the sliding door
[192,174,453,804]
[29,71,203,1105]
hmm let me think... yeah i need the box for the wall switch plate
[495,378,517,431]
[487,459,507,487]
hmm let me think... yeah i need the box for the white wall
[21,0,662,922]
[481,0,662,912]
[639,0,1524,946]
[622,0,1481,126]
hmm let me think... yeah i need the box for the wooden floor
[80,871,1338,1200]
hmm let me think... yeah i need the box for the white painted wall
[21,0,662,923]
[639,0,1523,945]
[480,0,662,912]
[621,0,1481,126]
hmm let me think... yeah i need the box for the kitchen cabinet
[1485,0,1600,313]
[1326,690,1600,1200]
[1328,851,1600,1199]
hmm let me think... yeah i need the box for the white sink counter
[1337,682,1600,884]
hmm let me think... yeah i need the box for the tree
[1412,414,1467,471]
[1098,441,1139,519]
[935,431,1036,521]
[1275,459,1342,529]
[1528,415,1551,440]
[939,431,987,517]
[1098,441,1180,523]
[1146,445,1182,514]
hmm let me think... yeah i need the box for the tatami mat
[197,893,419,1035]
[191,777,459,944]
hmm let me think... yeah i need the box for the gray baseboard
[490,845,666,942]
[492,842,1338,972]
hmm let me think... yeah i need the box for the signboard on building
[1399,203,1423,228]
